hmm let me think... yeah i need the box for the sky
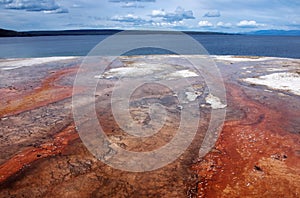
[0,0,299,32]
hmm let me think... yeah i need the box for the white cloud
[109,0,155,7]
[110,6,193,28]
[4,0,68,13]
[198,20,213,27]
[71,4,82,8]
[150,6,195,22]
[111,14,149,24]
[0,0,12,3]
[237,20,262,28]
[217,21,232,28]
[109,0,155,2]
[43,8,69,14]
[112,14,138,20]
[204,10,220,17]
[151,9,166,17]
[121,2,144,8]
[152,20,184,27]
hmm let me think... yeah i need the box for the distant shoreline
[1,28,300,37]
[0,28,235,37]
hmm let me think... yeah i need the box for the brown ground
[0,56,299,197]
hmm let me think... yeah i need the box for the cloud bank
[151,7,195,22]
[1,0,299,32]
[0,0,12,3]
[2,0,68,13]
[109,0,155,8]
[111,14,149,24]
[109,0,155,2]
[217,22,232,28]
[237,20,262,28]
[198,21,213,27]
[203,10,220,17]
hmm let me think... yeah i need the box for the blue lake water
[0,34,299,58]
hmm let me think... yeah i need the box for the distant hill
[0,28,122,37]
[1,28,299,37]
[0,28,232,37]
[0,28,30,37]
[27,29,123,36]
[247,30,300,36]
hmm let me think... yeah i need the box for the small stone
[176,105,183,110]
[254,165,263,172]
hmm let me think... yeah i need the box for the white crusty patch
[0,57,77,70]
[168,70,198,78]
[185,91,202,102]
[243,72,300,96]
[212,55,284,62]
[95,63,168,79]
[95,67,155,79]
[205,93,227,109]
[95,61,198,80]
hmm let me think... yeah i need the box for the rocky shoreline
[0,55,299,197]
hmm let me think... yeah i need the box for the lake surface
[0,34,299,58]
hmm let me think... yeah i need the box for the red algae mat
[0,56,300,197]
[0,124,78,184]
[0,67,78,117]
[192,83,300,197]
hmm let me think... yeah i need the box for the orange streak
[0,67,78,117]
[0,124,78,184]
[192,83,300,197]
